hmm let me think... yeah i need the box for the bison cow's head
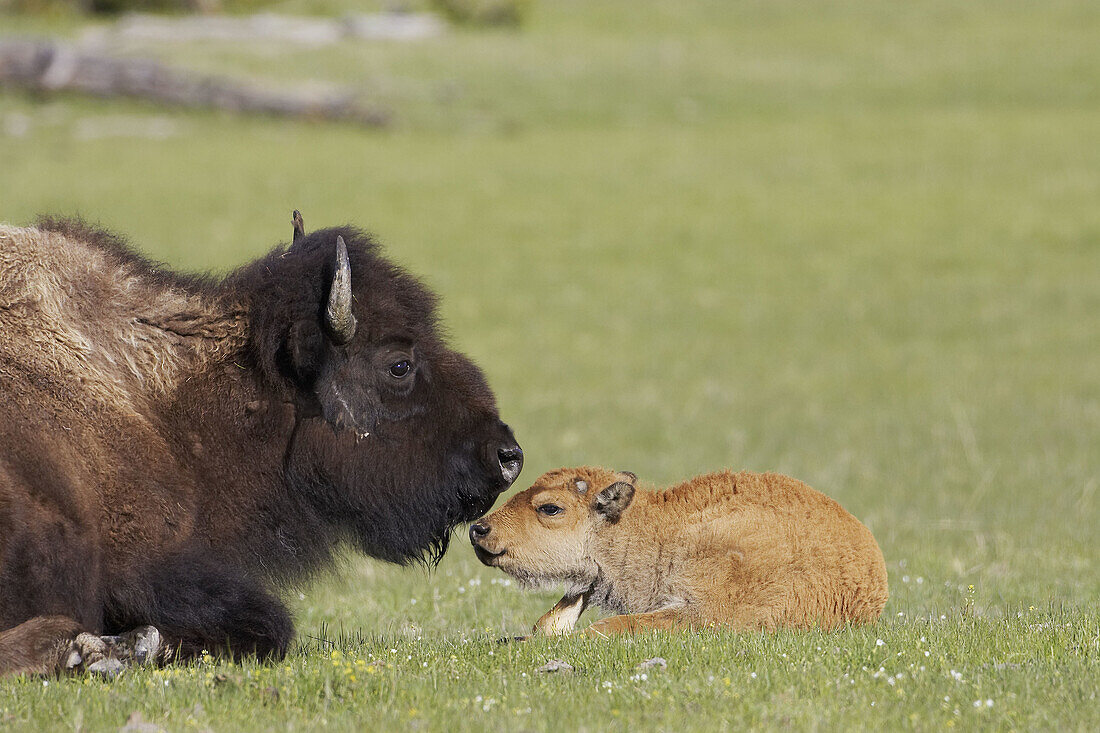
[244,227,521,564]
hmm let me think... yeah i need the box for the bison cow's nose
[469,522,491,543]
[497,443,523,486]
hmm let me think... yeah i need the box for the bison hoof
[64,625,164,675]
[63,648,84,670]
[102,625,163,665]
[86,658,124,678]
[131,625,162,664]
[70,632,110,668]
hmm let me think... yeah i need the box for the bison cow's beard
[285,420,517,566]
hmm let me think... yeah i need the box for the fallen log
[80,12,446,46]
[0,39,388,126]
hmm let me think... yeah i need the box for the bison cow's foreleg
[126,551,294,662]
[0,616,85,677]
[0,616,143,677]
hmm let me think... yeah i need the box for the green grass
[1,0,1099,729]
[4,610,1098,730]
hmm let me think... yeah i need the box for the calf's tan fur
[471,467,887,636]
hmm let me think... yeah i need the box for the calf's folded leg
[583,609,695,637]
[534,591,591,636]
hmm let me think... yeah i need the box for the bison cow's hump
[0,220,247,408]
[29,217,218,293]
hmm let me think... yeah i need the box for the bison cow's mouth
[460,493,502,525]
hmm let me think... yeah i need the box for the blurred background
[1,0,1097,635]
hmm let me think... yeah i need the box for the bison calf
[470,467,887,636]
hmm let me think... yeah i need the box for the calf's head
[469,467,636,589]
[246,228,523,564]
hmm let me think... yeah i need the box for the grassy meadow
[1,0,1098,729]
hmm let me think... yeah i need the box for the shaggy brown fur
[471,467,887,636]
[0,222,245,409]
[0,218,522,676]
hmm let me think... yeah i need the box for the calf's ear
[594,476,636,523]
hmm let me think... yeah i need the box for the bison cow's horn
[325,235,357,344]
[292,210,305,243]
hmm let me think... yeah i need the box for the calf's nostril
[469,522,491,542]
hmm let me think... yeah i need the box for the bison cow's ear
[283,319,325,385]
[594,480,635,523]
[325,236,357,345]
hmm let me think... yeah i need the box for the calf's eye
[537,504,563,517]
[388,360,411,378]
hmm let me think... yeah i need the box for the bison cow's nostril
[497,444,523,486]
[498,445,522,467]
[469,522,491,543]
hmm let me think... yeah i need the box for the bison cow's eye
[537,504,563,517]
[388,360,412,378]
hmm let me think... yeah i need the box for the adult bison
[0,216,522,676]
